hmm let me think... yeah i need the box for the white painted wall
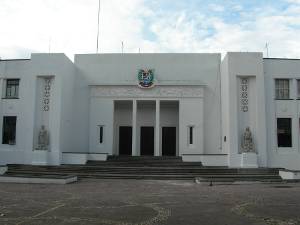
[179,98,204,155]
[221,52,267,168]
[0,53,74,165]
[75,53,222,155]
[89,98,114,154]
[264,58,300,170]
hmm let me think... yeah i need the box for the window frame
[2,116,17,145]
[277,118,292,148]
[188,126,194,146]
[5,79,20,99]
[275,79,290,100]
[297,80,300,99]
[98,125,104,144]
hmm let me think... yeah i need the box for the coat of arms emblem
[138,69,155,88]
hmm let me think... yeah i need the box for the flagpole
[96,0,101,53]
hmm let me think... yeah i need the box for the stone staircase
[5,156,283,182]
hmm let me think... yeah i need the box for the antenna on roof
[121,41,124,53]
[96,0,101,53]
[48,37,51,53]
[265,42,269,58]
[139,48,141,53]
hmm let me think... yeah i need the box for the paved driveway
[0,179,300,225]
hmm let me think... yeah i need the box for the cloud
[0,0,299,59]
[208,4,225,12]
[0,0,148,59]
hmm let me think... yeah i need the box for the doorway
[140,126,154,155]
[162,127,176,156]
[119,126,132,155]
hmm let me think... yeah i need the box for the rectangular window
[297,80,300,99]
[5,79,20,98]
[277,118,292,147]
[189,126,193,145]
[275,79,290,99]
[99,125,104,144]
[2,116,17,145]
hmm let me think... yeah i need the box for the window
[2,116,17,145]
[98,125,104,144]
[188,126,194,145]
[275,79,289,99]
[277,118,292,147]
[5,79,19,98]
[297,80,300,99]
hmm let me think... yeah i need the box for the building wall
[0,54,74,165]
[221,52,267,167]
[75,53,222,155]
[264,59,300,170]
[0,59,33,164]
[1,52,300,169]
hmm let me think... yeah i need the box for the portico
[114,99,179,157]
[89,84,205,158]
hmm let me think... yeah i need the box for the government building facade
[0,52,299,171]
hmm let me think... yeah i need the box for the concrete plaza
[0,179,300,225]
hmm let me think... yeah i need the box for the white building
[0,52,299,170]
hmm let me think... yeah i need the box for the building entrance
[140,126,154,155]
[119,126,132,155]
[162,127,176,156]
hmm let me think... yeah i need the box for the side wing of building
[264,58,300,170]
[0,54,75,165]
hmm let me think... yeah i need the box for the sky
[0,0,300,60]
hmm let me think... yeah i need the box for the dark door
[140,127,154,155]
[119,126,132,155]
[162,127,176,156]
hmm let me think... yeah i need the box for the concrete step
[8,169,280,176]
[106,156,183,162]
[5,170,282,178]
[6,160,282,181]
[5,171,282,181]
[7,165,280,174]
[0,173,77,184]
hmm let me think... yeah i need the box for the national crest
[138,69,155,88]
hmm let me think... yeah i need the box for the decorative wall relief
[91,86,204,98]
[43,78,51,111]
[36,125,49,150]
[240,78,249,112]
[241,127,255,153]
[34,77,54,151]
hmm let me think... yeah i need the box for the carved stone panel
[90,86,204,98]
[240,78,249,112]
[43,78,52,111]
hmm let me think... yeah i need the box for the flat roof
[0,59,30,61]
[264,58,300,60]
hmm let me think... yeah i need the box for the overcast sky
[0,0,300,60]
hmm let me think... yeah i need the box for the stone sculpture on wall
[37,125,49,150]
[241,127,255,153]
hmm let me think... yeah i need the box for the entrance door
[140,126,154,155]
[162,127,176,156]
[119,126,132,155]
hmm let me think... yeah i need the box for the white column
[155,100,160,156]
[132,100,137,156]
